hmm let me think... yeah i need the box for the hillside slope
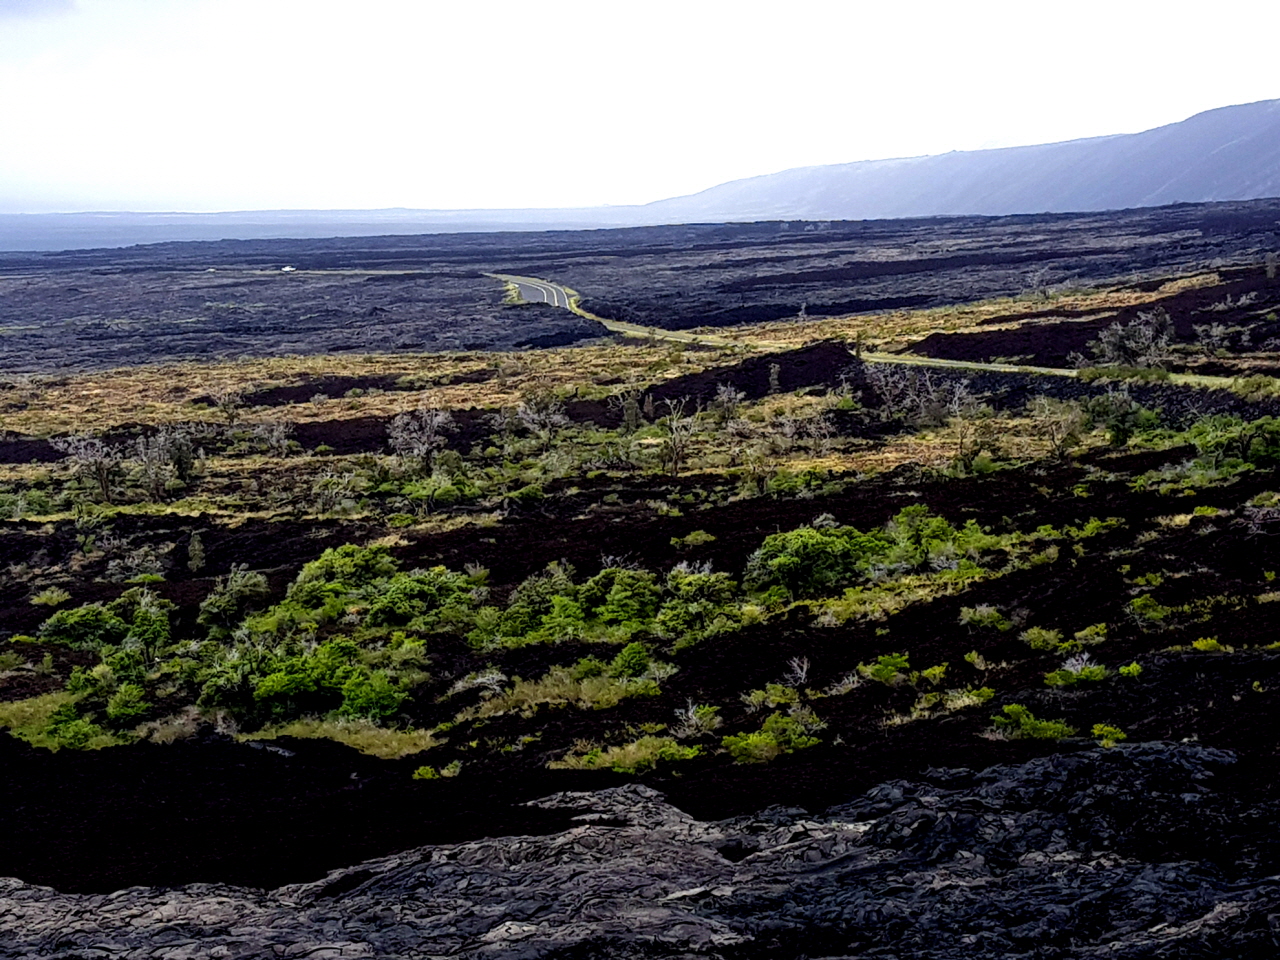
[641,99,1280,221]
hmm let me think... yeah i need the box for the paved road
[484,272,1239,390]
[487,272,749,347]
[490,273,574,309]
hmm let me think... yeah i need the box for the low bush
[1021,626,1073,652]
[670,530,716,550]
[1129,594,1173,623]
[1092,723,1127,747]
[740,683,800,712]
[1192,637,1230,652]
[551,736,700,774]
[242,718,437,759]
[960,604,1013,632]
[29,587,72,607]
[1043,654,1111,687]
[412,761,461,779]
[38,603,130,651]
[992,704,1076,739]
[198,565,271,638]
[475,662,670,718]
[856,653,911,686]
[723,709,824,763]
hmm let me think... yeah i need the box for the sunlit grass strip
[238,717,438,759]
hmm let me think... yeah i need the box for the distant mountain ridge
[2,99,1279,251]
[639,98,1280,222]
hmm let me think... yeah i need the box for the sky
[1,0,1278,214]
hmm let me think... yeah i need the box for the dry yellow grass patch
[238,717,438,759]
[713,273,1224,353]
[2,340,745,436]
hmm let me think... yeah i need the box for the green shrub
[893,685,994,722]
[493,562,579,641]
[38,604,129,650]
[1021,627,1068,651]
[1074,623,1108,644]
[1185,416,1280,470]
[959,605,1012,632]
[740,684,800,711]
[49,717,109,750]
[914,663,948,686]
[105,683,151,724]
[723,710,823,763]
[582,568,661,629]
[655,568,739,645]
[1129,594,1172,623]
[1092,723,1127,747]
[744,523,887,598]
[1084,391,1161,446]
[44,702,113,750]
[673,702,723,738]
[992,703,1076,739]
[509,483,544,504]
[857,652,911,685]
[363,567,477,631]
[1043,655,1110,687]
[1192,636,1229,652]
[671,530,716,549]
[413,760,461,779]
[30,587,72,607]
[608,642,651,678]
[552,736,700,774]
[1119,661,1143,678]
[251,637,365,718]
[537,595,587,641]
[295,543,398,592]
[339,670,406,722]
[197,565,271,638]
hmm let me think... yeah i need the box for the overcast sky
[1,0,1277,213]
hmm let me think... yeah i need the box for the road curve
[492,274,573,309]
[484,273,1239,390]
[487,273,753,348]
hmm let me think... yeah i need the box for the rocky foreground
[3,744,1279,959]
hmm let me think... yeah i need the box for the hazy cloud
[0,0,75,18]
[0,0,1276,214]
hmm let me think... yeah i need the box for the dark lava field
[2,198,1279,372]
[4,199,1280,957]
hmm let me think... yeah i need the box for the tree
[710,384,745,426]
[659,397,699,476]
[941,381,993,471]
[1027,396,1087,460]
[388,406,454,473]
[1084,386,1160,446]
[52,435,122,503]
[211,385,244,426]
[608,381,646,434]
[865,364,971,427]
[251,420,293,457]
[1087,307,1174,368]
[516,384,569,453]
[132,433,175,502]
[198,564,271,638]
